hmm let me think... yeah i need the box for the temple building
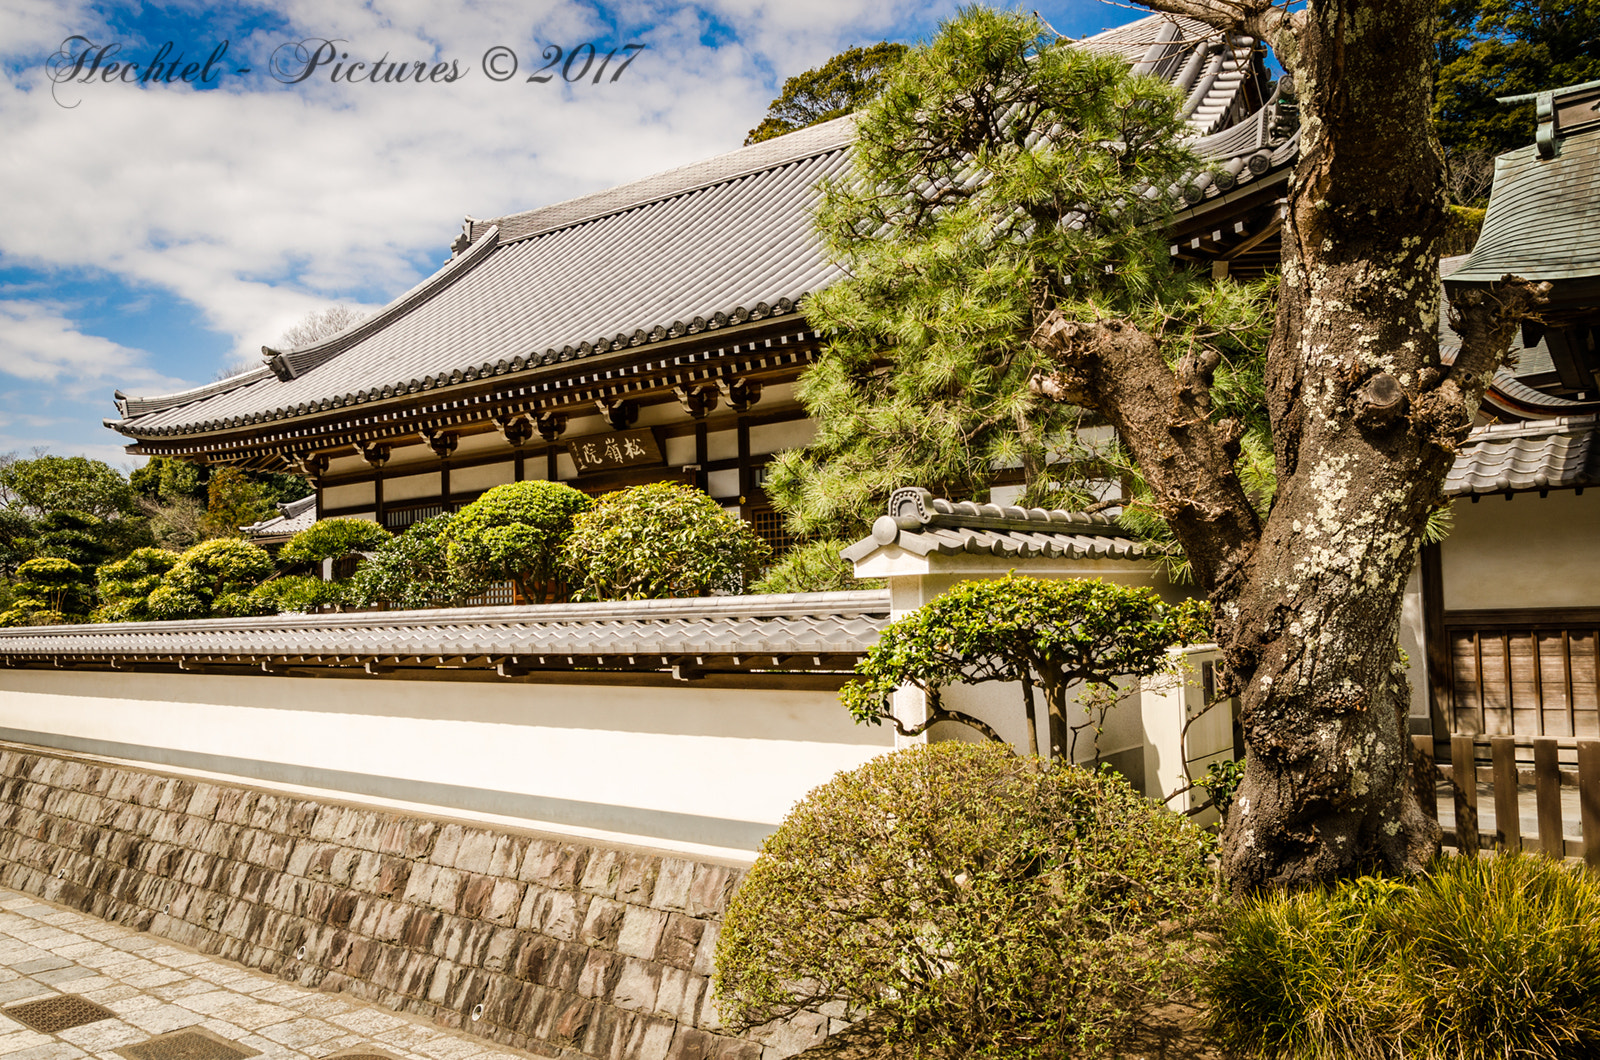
[104,15,1297,562]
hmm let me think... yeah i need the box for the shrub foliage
[716,742,1216,1059]
[279,517,387,568]
[842,574,1208,758]
[347,514,470,610]
[443,481,593,603]
[565,482,770,600]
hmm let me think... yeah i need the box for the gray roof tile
[1445,415,1600,496]
[842,487,1149,563]
[0,591,891,671]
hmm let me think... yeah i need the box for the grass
[1203,854,1600,1060]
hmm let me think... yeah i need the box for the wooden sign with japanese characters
[566,428,664,474]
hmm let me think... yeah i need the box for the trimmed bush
[348,513,470,610]
[716,742,1217,1059]
[279,517,387,568]
[1204,853,1600,1060]
[1,557,93,624]
[93,547,179,622]
[565,482,770,600]
[145,537,274,620]
[443,481,593,603]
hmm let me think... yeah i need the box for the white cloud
[0,299,184,394]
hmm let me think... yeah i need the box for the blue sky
[1,0,1174,470]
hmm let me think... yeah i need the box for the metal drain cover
[5,994,115,1033]
[118,1027,261,1060]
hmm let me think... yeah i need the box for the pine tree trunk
[1035,0,1544,888]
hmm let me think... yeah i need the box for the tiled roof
[0,590,891,675]
[242,493,318,538]
[842,487,1151,563]
[1444,415,1600,496]
[109,15,1270,442]
[1448,87,1600,287]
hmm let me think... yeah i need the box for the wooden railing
[1415,734,1600,867]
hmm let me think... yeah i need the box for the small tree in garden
[443,481,594,603]
[146,537,274,620]
[715,742,1217,1060]
[0,557,94,625]
[94,547,179,622]
[347,513,470,610]
[279,517,387,569]
[565,482,771,600]
[842,574,1209,761]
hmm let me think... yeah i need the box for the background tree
[745,42,907,145]
[565,483,770,600]
[843,575,1208,761]
[443,481,594,604]
[1434,0,1600,158]
[0,454,136,521]
[764,14,1272,542]
[276,304,366,350]
[0,557,93,626]
[201,467,272,538]
[715,742,1216,1059]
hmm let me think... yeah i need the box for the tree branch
[1030,311,1261,593]
[888,708,1008,746]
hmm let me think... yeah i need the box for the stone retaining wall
[0,744,828,1059]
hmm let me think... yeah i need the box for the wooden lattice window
[749,506,798,558]
[1445,613,1600,738]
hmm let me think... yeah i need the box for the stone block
[667,1027,718,1060]
[580,897,628,948]
[401,908,442,950]
[485,878,522,924]
[286,799,320,836]
[430,867,465,911]
[483,925,520,972]
[577,948,623,999]
[623,1015,679,1060]
[520,839,588,889]
[616,853,660,905]
[653,858,696,912]
[488,833,528,878]
[543,994,595,1050]
[583,1004,636,1060]
[402,862,439,904]
[713,1040,763,1060]
[431,823,466,866]
[580,848,622,897]
[453,827,499,871]
[458,873,496,917]
[748,1011,828,1057]
[653,964,705,1025]
[611,958,663,1014]
[374,856,412,898]
[693,921,722,977]
[616,906,669,959]
[427,960,460,1004]
[687,865,736,918]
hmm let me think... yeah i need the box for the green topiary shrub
[565,482,771,600]
[93,547,179,622]
[144,537,275,619]
[278,517,387,568]
[1204,853,1600,1060]
[2,556,94,624]
[841,574,1209,760]
[348,513,472,610]
[246,574,346,614]
[443,481,594,603]
[716,742,1217,1059]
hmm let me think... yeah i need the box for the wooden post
[1534,737,1564,857]
[1490,736,1520,852]
[1451,734,1479,856]
[1412,734,1437,821]
[1578,738,1600,869]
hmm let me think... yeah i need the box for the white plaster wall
[706,429,739,462]
[706,469,740,498]
[664,435,698,466]
[454,430,507,456]
[385,472,441,503]
[451,461,516,494]
[1441,490,1600,611]
[0,669,893,852]
[748,419,815,455]
[322,482,374,510]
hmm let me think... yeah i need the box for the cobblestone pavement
[0,887,530,1060]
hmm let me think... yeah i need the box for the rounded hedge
[279,517,387,568]
[715,742,1216,1058]
[443,481,594,603]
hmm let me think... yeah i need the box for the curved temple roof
[108,15,1278,447]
